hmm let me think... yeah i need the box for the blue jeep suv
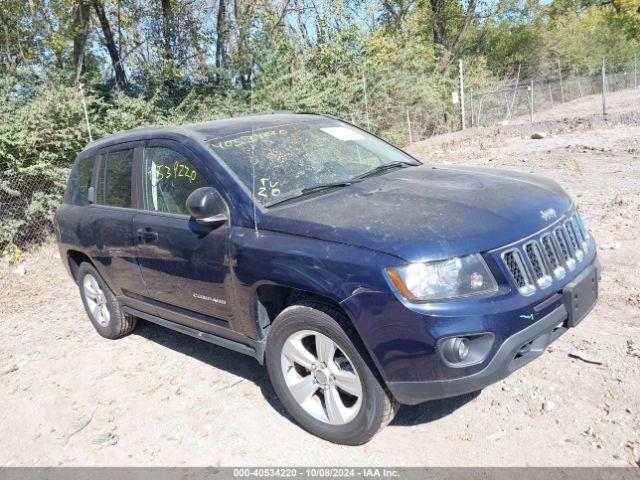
[55,112,600,444]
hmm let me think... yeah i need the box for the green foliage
[0,73,84,248]
[482,21,545,78]
[0,74,91,174]
[478,0,640,77]
[546,5,639,73]
[96,91,169,134]
[1,243,22,263]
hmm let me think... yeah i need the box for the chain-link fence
[349,102,460,148]
[343,60,640,149]
[1,58,639,258]
[468,61,638,127]
[0,169,68,259]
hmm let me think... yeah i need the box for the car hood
[261,165,572,262]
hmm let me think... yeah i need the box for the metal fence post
[459,59,466,130]
[558,58,564,103]
[634,54,637,89]
[602,59,607,116]
[505,64,521,123]
[362,71,371,130]
[476,95,484,127]
[405,107,413,144]
[530,79,534,123]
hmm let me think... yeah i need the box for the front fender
[228,228,400,339]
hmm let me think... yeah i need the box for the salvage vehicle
[55,112,600,444]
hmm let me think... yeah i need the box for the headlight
[385,254,498,302]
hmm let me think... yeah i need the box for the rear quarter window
[64,155,96,205]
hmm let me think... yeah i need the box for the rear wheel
[265,301,397,445]
[77,262,136,339]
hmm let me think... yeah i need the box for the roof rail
[251,110,296,115]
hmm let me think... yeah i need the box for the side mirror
[186,187,228,226]
[87,186,95,204]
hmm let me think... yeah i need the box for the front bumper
[386,261,600,405]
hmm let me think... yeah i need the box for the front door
[132,141,233,329]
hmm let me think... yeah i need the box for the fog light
[442,337,470,363]
[456,338,470,360]
[439,333,494,366]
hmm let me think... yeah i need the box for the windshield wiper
[265,180,361,208]
[300,180,361,194]
[353,161,413,180]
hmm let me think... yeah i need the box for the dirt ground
[1,89,639,467]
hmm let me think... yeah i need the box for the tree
[161,0,177,97]
[0,0,41,71]
[380,0,416,30]
[215,0,227,74]
[72,0,91,82]
[92,0,127,87]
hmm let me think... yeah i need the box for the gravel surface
[1,89,639,467]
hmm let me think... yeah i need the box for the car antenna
[250,77,258,235]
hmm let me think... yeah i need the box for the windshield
[207,117,420,206]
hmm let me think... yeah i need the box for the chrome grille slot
[524,241,552,288]
[572,214,589,251]
[502,249,535,296]
[564,221,584,262]
[554,226,576,271]
[541,234,566,280]
[540,235,558,269]
[570,217,585,243]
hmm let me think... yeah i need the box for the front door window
[142,147,209,215]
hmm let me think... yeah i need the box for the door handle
[136,227,158,243]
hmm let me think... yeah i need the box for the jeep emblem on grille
[540,208,557,221]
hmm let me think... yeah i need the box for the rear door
[132,140,233,330]
[86,143,147,297]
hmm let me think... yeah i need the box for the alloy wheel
[83,274,110,327]
[280,329,363,425]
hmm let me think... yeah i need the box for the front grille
[541,233,566,280]
[571,215,588,251]
[554,227,573,263]
[541,234,559,269]
[575,213,589,242]
[564,221,580,251]
[501,212,589,295]
[503,251,525,287]
[503,249,535,295]
[564,220,584,261]
[524,242,552,288]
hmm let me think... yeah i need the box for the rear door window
[97,149,134,208]
[141,147,210,215]
[65,155,96,205]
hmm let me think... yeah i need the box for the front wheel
[265,301,397,445]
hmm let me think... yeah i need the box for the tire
[265,300,398,445]
[77,262,137,339]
